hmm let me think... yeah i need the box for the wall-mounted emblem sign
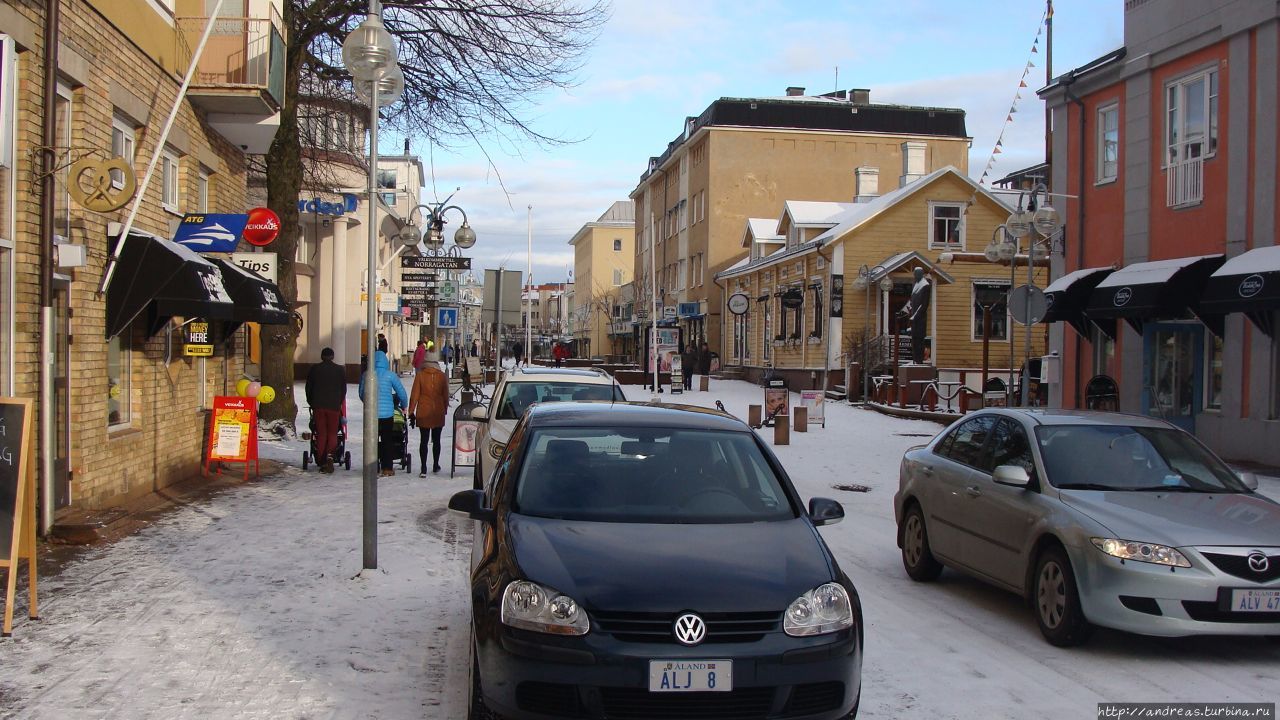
[68,156,136,212]
[243,207,281,247]
[174,214,249,253]
[1238,274,1264,298]
[727,292,750,316]
[184,319,213,357]
[1112,287,1133,307]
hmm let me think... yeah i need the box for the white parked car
[471,366,626,488]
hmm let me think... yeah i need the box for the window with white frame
[196,169,210,212]
[1096,103,1119,183]
[296,230,313,266]
[1166,67,1218,166]
[678,259,686,290]
[612,268,623,286]
[971,280,1009,341]
[929,202,964,249]
[613,238,622,251]
[54,83,73,237]
[161,148,180,212]
[110,115,136,190]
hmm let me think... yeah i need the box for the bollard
[794,406,808,432]
[699,376,709,392]
[774,415,790,445]
[748,404,762,428]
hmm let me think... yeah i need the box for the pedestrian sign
[436,307,458,329]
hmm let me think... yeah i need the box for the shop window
[1091,324,1115,378]
[761,297,772,362]
[1096,103,1119,183]
[296,230,313,266]
[928,202,964,249]
[972,281,1009,341]
[108,328,131,427]
[161,148,181,213]
[1205,332,1222,411]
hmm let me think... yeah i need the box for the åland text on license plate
[1231,588,1280,612]
[649,659,733,692]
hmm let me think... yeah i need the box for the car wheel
[900,504,943,581]
[1033,545,1093,647]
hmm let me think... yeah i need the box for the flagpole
[526,205,533,364]
[1045,0,1053,189]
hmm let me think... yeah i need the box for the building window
[54,84,73,238]
[108,328,131,426]
[196,169,210,213]
[377,168,397,206]
[1205,332,1222,410]
[613,238,622,251]
[762,297,772,361]
[1166,67,1218,165]
[161,148,180,213]
[972,281,1009,341]
[1092,324,1116,379]
[678,259,686,290]
[296,230,313,266]
[929,202,964,249]
[110,115,137,190]
[1096,103,1119,183]
[612,268,623,286]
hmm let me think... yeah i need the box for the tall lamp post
[851,264,894,403]
[344,1,404,570]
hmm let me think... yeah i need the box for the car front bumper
[476,625,862,720]
[1072,544,1280,637]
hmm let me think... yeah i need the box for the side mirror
[448,489,495,523]
[808,497,845,527]
[993,464,1032,488]
[1238,471,1260,491]
[472,405,489,422]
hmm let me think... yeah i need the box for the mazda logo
[673,613,707,646]
[1113,287,1133,307]
[1239,274,1265,298]
[1247,551,1271,573]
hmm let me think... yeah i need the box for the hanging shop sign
[830,275,844,318]
[173,214,250,253]
[68,156,135,213]
[402,256,471,271]
[727,292,750,316]
[203,396,259,481]
[678,302,701,317]
[0,398,38,636]
[183,318,214,357]
[297,194,359,217]
[229,251,278,283]
[243,207,281,247]
[780,288,805,309]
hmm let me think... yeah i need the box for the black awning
[210,258,291,325]
[1199,246,1280,336]
[1085,254,1224,333]
[106,231,236,338]
[1043,266,1114,338]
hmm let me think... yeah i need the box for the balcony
[1166,156,1203,207]
[178,11,285,153]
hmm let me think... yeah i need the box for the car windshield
[1035,424,1250,493]
[494,381,625,420]
[513,427,798,523]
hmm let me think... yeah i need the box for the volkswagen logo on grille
[673,613,707,646]
[1247,551,1271,573]
[1113,287,1133,307]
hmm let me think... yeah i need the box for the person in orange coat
[407,350,451,475]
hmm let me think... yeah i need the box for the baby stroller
[389,406,412,472]
[302,404,352,471]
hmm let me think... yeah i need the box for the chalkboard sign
[0,396,38,636]
[0,399,31,559]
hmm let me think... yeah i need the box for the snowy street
[1,379,1278,719]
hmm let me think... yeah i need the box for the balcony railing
[1166,156,1204,207]
[178,12,286,110]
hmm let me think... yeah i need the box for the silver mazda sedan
[893,408,1280,646]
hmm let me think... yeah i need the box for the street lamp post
[851,264,894,403]
[343,1,404,570]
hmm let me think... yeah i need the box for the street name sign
[402,256,471,270]
[401,272,437,283]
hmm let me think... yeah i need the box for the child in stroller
[302,401,352,471]
[388,406,412,472]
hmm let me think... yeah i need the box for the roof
[742,218,784,248]
[871,250,955,284]
[568,201,635,245]
[1215,245,1280,277]
[784,200,855,226]
[508,366,618,382]
[994,407,1174,429]
[1095,255,1223,289]
[1039,48,1128,95]
[526,401,748,432]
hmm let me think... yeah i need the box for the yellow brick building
[568,201,634,358]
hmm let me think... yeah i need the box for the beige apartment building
[568,201,634,358]
[631,87,971,359]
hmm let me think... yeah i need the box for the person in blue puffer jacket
[359,350,408,476]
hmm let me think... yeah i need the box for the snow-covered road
[1,379,1276,719]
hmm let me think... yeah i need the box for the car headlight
[488,440,506,460]
[784,582,854,637]
[501,580,589,635]
[1090,537,1191,568]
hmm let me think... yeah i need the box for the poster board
[1,398,38,635]
[800,390,826,427]
[466,356,481,378]
[203,396,260,480]
[451,401,485,477]
[764,388,789,421]
[670,355,684,394]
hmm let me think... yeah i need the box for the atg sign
[173,214,249,253]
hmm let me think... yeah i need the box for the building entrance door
[1142,323,1203,433]
[53,281,71,508]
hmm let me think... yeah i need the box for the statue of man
[896,267,932,364]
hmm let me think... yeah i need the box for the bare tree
[259,0,609,426]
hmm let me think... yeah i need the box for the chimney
[404,137,410,155]
[785,86,805,97]
[850,88,870,104]
[854,166,880,203]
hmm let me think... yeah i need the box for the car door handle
[918,465,934,476]
[964,485,982,497]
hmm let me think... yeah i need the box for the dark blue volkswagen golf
[449,402,863,720]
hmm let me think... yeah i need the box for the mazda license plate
[1230,588,1280,612]
[648,659,732,692]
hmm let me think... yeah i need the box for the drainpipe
[1063,72,1087,407]
[38,0,61,535]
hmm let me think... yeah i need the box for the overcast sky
[386,0,1123,286]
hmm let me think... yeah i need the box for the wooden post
[794,406,808,432]
[748,404,762,428]
[774,415,790,445]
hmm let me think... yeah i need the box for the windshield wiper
[1054,482,1118,491]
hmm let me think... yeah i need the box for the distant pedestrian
[680,344,697,391]
[408,350,450,475]
[359,350,408,476]
[442,343,453,374]
[305,347,346,473]
[412,340,426,371]
[512,342,524,367]
[470,339,479,357]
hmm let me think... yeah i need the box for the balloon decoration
[236,378,252,397]
[257,385,276,404]
[247,381,262,398]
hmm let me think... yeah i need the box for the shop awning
[1085,254,1224,334]
[210,258,291,331]
[1199,246,1280,336]
[1043,266,1114,338]
[106,231,235,338]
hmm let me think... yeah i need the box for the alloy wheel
[1038,560,1066,629]
[904,515,924,567]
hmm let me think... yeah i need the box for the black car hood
[507,514,834,613]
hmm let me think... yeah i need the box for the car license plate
[1230,588,1280,612]
[648,659,732,692]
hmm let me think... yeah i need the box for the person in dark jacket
[305,347,347,473]
[680,344,696,391]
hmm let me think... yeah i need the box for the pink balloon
[247,381,262,398]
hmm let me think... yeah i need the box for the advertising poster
[800,390,826,427]
[653,327,680,372]
[764,388,789,419]
[454,420,480,467]
[206,396,257,463]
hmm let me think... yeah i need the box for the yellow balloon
[257,385,276,404]
[236,378,252,397]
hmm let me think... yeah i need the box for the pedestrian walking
[412,339,426,372]
[680,344,696,391]
[552,341,565,367]
[512,341,524,367]
[697,341,713,390]
[442,343,453,375]
[358,349,408,476]
[470,339,479,357]
[304,347,346,473]
[408,350,450,475]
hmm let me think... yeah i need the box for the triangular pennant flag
[1028,60,1036,68]
[1007,114,1014,122]
[1032,45,1039,53]
[1010,105,1018,114]
[980,178,986,185]
[994,146,1003,154]
[996,138,1003,147]
[1034,37,1040,46]
[1016,92,1022,100]
[1019,80,1028,88]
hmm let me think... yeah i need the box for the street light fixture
[852,264,895,403]
[1003,183,1063,406]
[343,1,402,570]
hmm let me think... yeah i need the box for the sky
[390,0,1124,287]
